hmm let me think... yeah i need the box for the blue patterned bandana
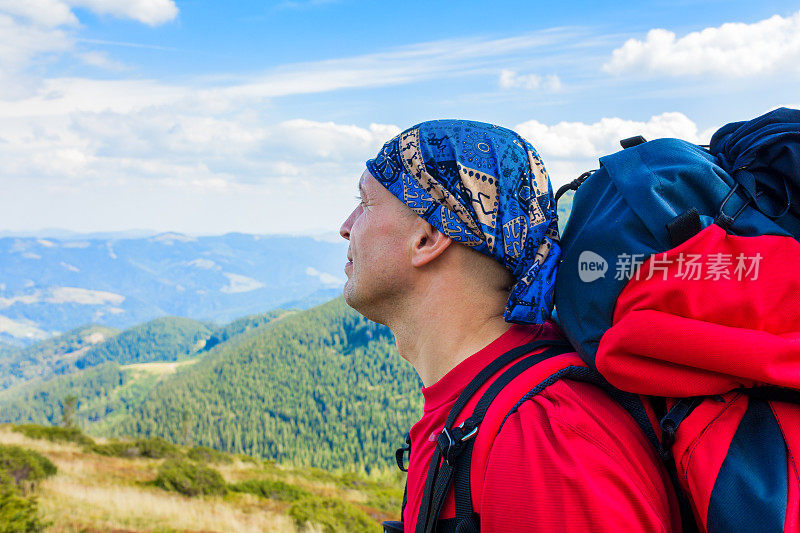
[366,119,559,324]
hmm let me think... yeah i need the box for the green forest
[0,324,119,389]
[0,299,423,473]
[111,299,422,471]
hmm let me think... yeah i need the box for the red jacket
[403,322,681,532]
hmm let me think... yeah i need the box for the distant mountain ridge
[0,232,348,344]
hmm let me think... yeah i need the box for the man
[340,120,680,532]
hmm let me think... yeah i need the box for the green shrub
[136,436,181,458]
[229,479,309,502]
[0,472,46,533]
[91,436,181,459]
[365,486,403,514]
[90,439,142,458]
[186,445,233,464]
[0,445,57,491]
[288,495,375,533]
[154,458,226,497]
[12,424,94,447]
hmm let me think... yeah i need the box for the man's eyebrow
[358,181,366,198]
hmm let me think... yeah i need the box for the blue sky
[0,0,798,235]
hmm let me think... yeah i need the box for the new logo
[578,251,607,282]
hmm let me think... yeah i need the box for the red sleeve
[478,380,681,533]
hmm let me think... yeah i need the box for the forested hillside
[0,313,291,427]
[0,316,216,394]
[0,324,118,389]
[0,299,423,472]
[201,308,290,351]
[0,362,132,426]
[74,316,212,368]
[111,298,421,471]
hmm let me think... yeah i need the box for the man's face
[339,169,417,320]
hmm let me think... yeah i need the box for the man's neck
[389,279,512,387]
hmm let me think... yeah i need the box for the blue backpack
[554,107,800,533]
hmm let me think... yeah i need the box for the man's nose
[339,209,355,240]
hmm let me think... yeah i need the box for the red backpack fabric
[555,108,800,532]
[605,225,800,532]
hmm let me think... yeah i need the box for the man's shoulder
[468,357,663,498]
[475,378,679,532]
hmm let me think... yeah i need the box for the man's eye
[355,195,365,205]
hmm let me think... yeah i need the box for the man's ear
[410,221,453,268]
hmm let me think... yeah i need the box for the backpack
[554,107,800,533]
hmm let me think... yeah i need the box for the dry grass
[0,425,397,532]
[39,477,295,533]
[121,360,198,376]
[0,426,297,532]
[0,426,83,454]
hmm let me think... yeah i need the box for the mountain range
[0,232,348,345]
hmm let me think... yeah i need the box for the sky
[0,0,798,236]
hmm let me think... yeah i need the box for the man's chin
[342,281,358,309]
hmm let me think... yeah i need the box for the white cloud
[187,258,219,270]
[48,286,125,304]
[0,13,73,97]
[0,294,41,309]
[515,112,704,187]
[222,32,575,99]
[604,10,800,77]
[0,96,400,190]
[0,314,48,340]
[68,0,177,26]
[149,233,197,244]
[305,267,344,287]
[60,261,80,272]
[0,1,177,98]
[0,0,178,27]
[0,0,78,27]
[499,69,562,91]
[220,273,265,294]
[274,120,400,161]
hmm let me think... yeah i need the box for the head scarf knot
[366,119,559,324]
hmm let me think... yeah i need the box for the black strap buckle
[436,420,479,466]
[395,432,411,472]
[716,182,749,231]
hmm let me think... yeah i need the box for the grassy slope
[0,424,402,532]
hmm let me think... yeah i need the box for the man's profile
[340,120,680,532]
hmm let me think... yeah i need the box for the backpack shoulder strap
[437,364,676,533]
[415,340,578,533]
